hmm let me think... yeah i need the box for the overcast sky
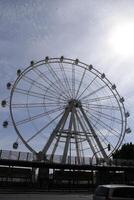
[0,0,134,152]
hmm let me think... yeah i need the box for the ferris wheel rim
[8,57,127,159]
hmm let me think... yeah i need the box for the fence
[0,150,36,161]
[0,150,134,166]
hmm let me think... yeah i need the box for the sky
[0,0,134,155]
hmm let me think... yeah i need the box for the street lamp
[91,144,111,165]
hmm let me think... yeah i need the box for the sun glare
[109,22,134,57]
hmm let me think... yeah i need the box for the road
[0,193,93,200]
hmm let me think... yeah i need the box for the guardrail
[0,150,96,164]
[0,150,36,161]
[0,150,134,166]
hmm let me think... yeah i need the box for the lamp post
[91,144,111,165]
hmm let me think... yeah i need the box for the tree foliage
[112,143,134,160]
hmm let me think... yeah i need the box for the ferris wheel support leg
[50,110,69,162]
[42,107,70,157]
[50,134,61,162]
[74,109,98,160]
[79,106,109,163]
[72,110,81,164]
[61,112,73,164]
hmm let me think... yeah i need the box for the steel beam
[61,112,73,164]
[74,109,97,159]
[42,106,70,156]
[79,106,109,162]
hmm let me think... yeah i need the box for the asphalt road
[0,193,93,200]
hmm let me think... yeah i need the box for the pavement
[0,193,93,200]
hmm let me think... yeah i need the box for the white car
[93,184,134,200]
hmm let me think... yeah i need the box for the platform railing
[0,150,134,166]
[0,150,95,164]
[0,149,36,161]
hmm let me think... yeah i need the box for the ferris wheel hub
[68,99,81,108]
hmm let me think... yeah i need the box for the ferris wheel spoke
[46,63,70,98]
[90,119,120,149]
[11,102,48,108]
[41,104,65,108]
[77,75,97,100]
[42,92,67,103]
[72,64,75,98]
[80,85,107,101]
[59,63,72,98]
[86,109,117,133]
[82,105,122,124]
[82,95,115,103]
[91,121,115,148]
[26,111,64,143]
[87,119,119,152]
[85,110,120,137]
[42,90,67,102]
[15,87,45,99]
[15,86,67,103]
[15,107,64,126]
[42,102,66,107]
[32,67,68,100]
[11,102,65,108]
[82,103,120,111]
[22,75,66,101]
[90,109,122,124]
[43,92,67,102]
[75,68,86,98]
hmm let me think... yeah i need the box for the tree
[112,143,134,160]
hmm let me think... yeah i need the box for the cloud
[0,0,134,153]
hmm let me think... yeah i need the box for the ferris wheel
[1,57,130,164]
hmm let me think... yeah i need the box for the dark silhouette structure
[0,150,134,191]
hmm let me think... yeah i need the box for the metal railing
[0,150,36,161]
[0,150,134,166]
